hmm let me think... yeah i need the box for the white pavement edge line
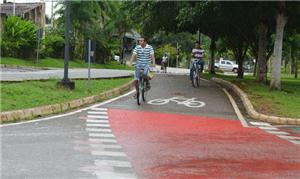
[222,88,249,128]
[0,90,135,127]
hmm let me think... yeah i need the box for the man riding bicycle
[128,36,156,95]
[190,41,204,82]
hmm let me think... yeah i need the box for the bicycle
[191,59,203,88]
[136,68,147,105]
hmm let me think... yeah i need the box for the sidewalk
[0,67,133,82]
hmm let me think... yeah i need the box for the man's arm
[128,53,137,67]
[151,53,156,66]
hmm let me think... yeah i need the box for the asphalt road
[1,74,299,179]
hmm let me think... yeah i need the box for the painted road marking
[289,140,300,145]
[250,122,271,126]
[258,126,279,130]
[91,107,108,111]
[86,119,109,124]
[91,151,127,157]
[86,128,112,133]
[148,96,205,108]
[90,144,122,149]
[89,138,117,143]
[86,123,110,127]
[277,135,300,140]
[79,108,136,178]
[88,111,108,115]
[95,160,132,168]
[87,115,108,119]
[92,171,136,179]
[89,133,115,138]
[266,131,290,135]
[251,121,300,146]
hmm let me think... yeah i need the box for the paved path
[0,67,133,81]
[1,74,299,178]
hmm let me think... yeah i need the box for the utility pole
[51,0,54,27]
[13,0,15,16]
[57,0,74,90]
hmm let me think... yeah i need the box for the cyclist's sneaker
[146,83,151,91]
[133,93,137,99]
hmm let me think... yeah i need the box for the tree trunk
[292,50,298,78]
[270,12,287,90]
[209,35,216,74]
[256,22,268,83]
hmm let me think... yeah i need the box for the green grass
[0,57,133,70]
[0,78,132,112]
[203,72,300,118]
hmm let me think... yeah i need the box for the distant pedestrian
[161,54,168,73]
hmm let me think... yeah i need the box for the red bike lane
[108,108,300,179]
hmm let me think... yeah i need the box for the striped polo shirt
[192,48,204,59]
[133,44,154,66]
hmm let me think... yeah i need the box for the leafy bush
[40,33,64,58]
[1,16,37,58]
[156,44,185,67]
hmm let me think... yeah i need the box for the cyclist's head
[139,36,147,46]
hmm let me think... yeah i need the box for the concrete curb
[0,80,135,124]
[212,77,300,126]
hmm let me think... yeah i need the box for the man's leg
[144,66,151,90]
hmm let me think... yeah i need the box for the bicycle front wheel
[192,69,198,88]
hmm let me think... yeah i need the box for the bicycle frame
[137,68,147,105]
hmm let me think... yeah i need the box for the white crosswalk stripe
[90,144,122,149]
[87,115,108,119]
[80,108,136,178]
[95,160,132,168]
[250,122,271,126]
[86,119,109,124]
[277,135,300,140]
[91,151,127,157]
[93,171,136,179]
[253,120,300,146]
[87,123,110,127]
[266,131,290,135]
[258,126,279,130]
[88,111,108,115]
[86,128,112,132]
[89,138,117,143]
[91,107,108,111]
[89,133,115,138]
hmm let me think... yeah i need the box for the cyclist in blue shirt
[190,41,204,81]
[129,36,156,93]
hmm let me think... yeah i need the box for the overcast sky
[0,0,58,17]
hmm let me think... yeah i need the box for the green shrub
[1,16,37,58]
[156,44,184,67]
[40,33,64,58]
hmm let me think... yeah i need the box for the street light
[57,0,74,90]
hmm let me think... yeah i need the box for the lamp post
[57,0,74,90]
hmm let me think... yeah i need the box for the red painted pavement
[108,109,300,179]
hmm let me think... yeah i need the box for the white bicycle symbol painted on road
[147,96,205,108]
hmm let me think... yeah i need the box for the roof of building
[0,2,44,16]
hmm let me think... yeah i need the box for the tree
[270,2,288,90]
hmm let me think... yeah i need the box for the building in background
[0,0,45,29]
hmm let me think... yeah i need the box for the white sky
[0,0,59,18]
